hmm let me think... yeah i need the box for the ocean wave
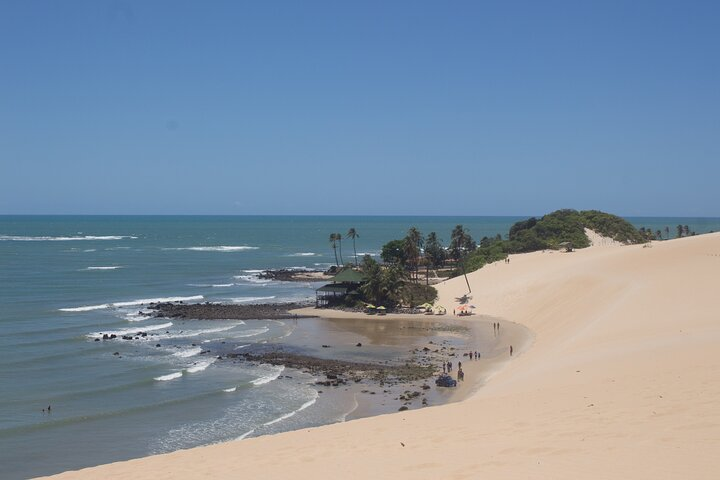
[173,346,203,358]
[84,266,123,270]
[60,295,203,312]
[242,269,265,273]
[251,365,285,386]
[154,372,182,381]
[263,390,319,426]
[233,275,271,284]
[155,324,240,340]
[233,327,269,338]
[229,296,276,303]
[223,387,237,393]
[236,429,255,440]
[86,322,173,339]
[164,246,258,252]
[124,311,152,322]
[186,358,216,373]
[233,344,250,350]
[0,235,137,241]
[287,252,317,257]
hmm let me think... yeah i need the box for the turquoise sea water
[1,215,718,479]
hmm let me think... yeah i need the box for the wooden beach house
[315,268,365,307]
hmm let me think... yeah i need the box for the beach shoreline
[39,233,720,480]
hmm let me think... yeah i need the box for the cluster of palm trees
[328,228,359,267]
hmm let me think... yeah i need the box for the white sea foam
[233,344,250,350]
[0,235,137,241]
[186,358,216,373]
[233,327,269,338]
[229,296,276,303]
[60,304,110,312]
[242,269,265,273]
[287,252,317,257]
[263,391,318,426]
[233,275,271,284]
[154,372,182,381]
[155,324,239,340]
[84,266,123,270]
[83,249,97,252]
[251,365,285,386]
[86,322,174,339]
[164,246,258,252]
[236,429,255,440]
[60,295,203,312]
[223,387,237,393]
[124,311,152,322]
[173,346,202,358]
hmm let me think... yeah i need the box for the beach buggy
[435,373,457,387]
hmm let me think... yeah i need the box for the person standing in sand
[510,345,513,356]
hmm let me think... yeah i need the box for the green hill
[462,209,645,273]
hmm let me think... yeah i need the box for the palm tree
[347,228,359,266]
[336,232,344,265]
[404,227,423,282]
[329,233,339,266]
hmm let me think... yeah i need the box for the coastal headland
[41,232,720,479]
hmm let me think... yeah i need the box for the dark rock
[155,343,161,347]
[322,345,330,348]
[356,343,362,347]
[94,338,100,342]
[399,406,408,411]
[113,352,119,355]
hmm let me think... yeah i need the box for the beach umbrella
[365,304,376,309]
[376,306,386,310]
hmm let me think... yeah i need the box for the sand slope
[44,233,720,479]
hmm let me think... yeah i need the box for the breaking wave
[251,365,285,386]
[154,372,182,381]
[60,295,204,312]
[0,235,136,241]
[164,246,258,252]
[263,390,319,426]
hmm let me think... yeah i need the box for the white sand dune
[43,233,720,479]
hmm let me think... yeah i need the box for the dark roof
[331,268,365,284]
[316,284,359,295]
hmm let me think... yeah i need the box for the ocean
[1,215,718,479]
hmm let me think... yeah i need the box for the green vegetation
[346,228,359,266]
[580,210,646,244]
[460,209,647,276]
[344,209,646,306]
[357,256,435,307]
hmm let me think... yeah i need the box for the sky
[1,1,718,216]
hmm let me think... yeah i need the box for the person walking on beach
[510,345,513,356]
[442,362,446,374]
[447,361,452,372]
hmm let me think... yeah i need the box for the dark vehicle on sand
[435,373,457,387]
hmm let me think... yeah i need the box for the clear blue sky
[1,1,718,216]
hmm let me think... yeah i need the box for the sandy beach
[41,232,720,479]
